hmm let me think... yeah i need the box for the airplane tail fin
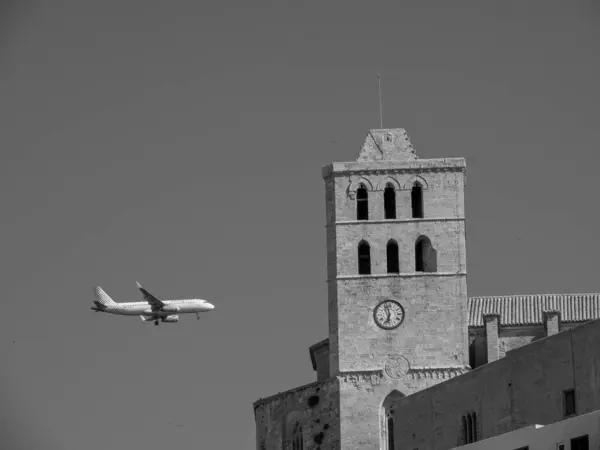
[94,286,117,308]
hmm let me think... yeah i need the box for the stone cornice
[253,365,472,409]
[322,158,466,179]
[336,366,470,383]
[333,272,467,281]
[333,217,465,226]
[337,370,385,384]
[406,366,470,380]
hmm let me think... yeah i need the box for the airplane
[91,281,215,326]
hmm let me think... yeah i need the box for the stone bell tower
[321,128,470,449]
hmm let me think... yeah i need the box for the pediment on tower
[357,128,417,162]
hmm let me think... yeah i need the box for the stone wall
[254,380,340,450]
[335,276,469,371]
[469,322,584,369]
[390,319,600,450]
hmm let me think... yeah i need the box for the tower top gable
[357,128,417,162]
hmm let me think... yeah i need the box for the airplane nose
[208,303,215,310]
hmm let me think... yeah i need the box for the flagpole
[378,73,383,129]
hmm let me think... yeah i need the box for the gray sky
[1,1,599,449]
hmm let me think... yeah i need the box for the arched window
[384,183,396,219]
[381,390,404,450]
[386,240,399,273]
[461,412,478,444]
[356,184,369,220]
[411,182,424,218]
[415,236,437,273]
[292,422,303,450]
[358,241,371,275]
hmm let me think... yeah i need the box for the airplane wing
[136,281,165,310]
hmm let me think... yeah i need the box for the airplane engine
[162,315,179,323]
[161,305,180,313]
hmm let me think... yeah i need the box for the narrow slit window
[466,414,473,443]
[415,239,424,272]
[358,241,371,275]
[292,423,303,450]
[411,182,424,218]
[387,416,395,450]
[387,240,399,273]
[356,184,368,220]
[384,183,396,219]
[470,412,477,443]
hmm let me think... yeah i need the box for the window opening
[384,183,396,219]
[356,184,368,220]
[387,415,395,450]
[387,240,399,273]
[564,389,576,417]
[358,241,371,275]
[571,435,589,450]
[292,422,303,450]
[411,182,423,218]
[415,236,437,272]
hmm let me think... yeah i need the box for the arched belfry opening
[358,240,371,275]
[387,239,399,273]
[411,182,424,218]
[381,390,404,450]
[384,183,396,219]
[356,183,369,220]
[415,235,437,272]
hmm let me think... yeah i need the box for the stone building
[252,128,600,450]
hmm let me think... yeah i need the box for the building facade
[449,409,600,450]
[252,128,600,450]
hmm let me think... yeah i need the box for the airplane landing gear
[154,320,159,326]
[196,312,201,320]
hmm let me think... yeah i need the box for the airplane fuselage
[92,283,214,325]
[92,299,213,317]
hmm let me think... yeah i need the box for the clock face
[373,300,405,330]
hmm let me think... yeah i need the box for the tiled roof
[468,293,600,327]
